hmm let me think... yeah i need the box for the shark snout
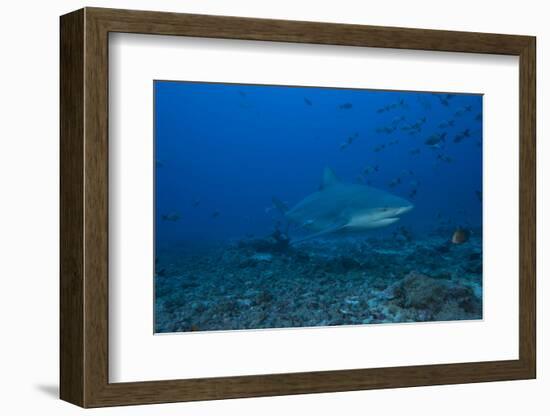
[396,204,414,215]
[348,204,413,230]
[379,204,413,219]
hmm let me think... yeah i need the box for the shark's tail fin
[271,197,289,215]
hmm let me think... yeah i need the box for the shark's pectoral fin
[290,220,347,245]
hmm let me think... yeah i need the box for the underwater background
[154,80,483,333]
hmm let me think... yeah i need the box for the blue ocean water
[154,80,483,333]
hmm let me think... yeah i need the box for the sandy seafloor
[154,229,482,333]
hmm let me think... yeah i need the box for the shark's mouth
[347,206,412,229]
[375,205,413,223]
[366,217,400,228]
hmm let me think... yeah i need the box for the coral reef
[381,271,481,321]
[155,231,482,333]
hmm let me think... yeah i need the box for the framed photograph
[60,7,536,408]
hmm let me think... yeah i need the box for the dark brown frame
[60,7,536,408]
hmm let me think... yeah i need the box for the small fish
[192,198,200,208]
[270,197,289,215]
[425,132,447,148]
[402,117,426,135]
[437,154,453,163]
[363,165,379,175]
[339,103,353,110]
[401,170,415,177]
[416,116,427,125]
[409,180,419,187]
[340,142,349,151]
[397,98,408,109]
[376,99,406,113]
[155,159,164,168]
[454,105,473,117]
[475,190,482,202]
[211,210,220,219]
[373,144,386,152]
[437,95,450,107]
[452,227,470,244]
[475,112,482,122]
[408,188,418,199]
[304,98,312,106]
[376,126,396,135]
[161,212,180,222]
[409,148,421,155]
[453,129,471,143]
[438,119,455,129]
[432,93,456,106]
[388,139,400,146]
[238,90,247,97]
[346,133,359,145]
[388,178,401,188]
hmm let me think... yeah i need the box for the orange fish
[452,228,470,244]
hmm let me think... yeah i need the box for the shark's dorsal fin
[321,167,340,189]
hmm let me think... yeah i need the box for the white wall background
[0,0,545,414]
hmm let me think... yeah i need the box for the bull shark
[279,168,413,243]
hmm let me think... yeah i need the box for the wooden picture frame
[60,7,536,408]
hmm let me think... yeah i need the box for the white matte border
[109,33,519,383]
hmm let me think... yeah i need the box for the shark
[279,168,413,243]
